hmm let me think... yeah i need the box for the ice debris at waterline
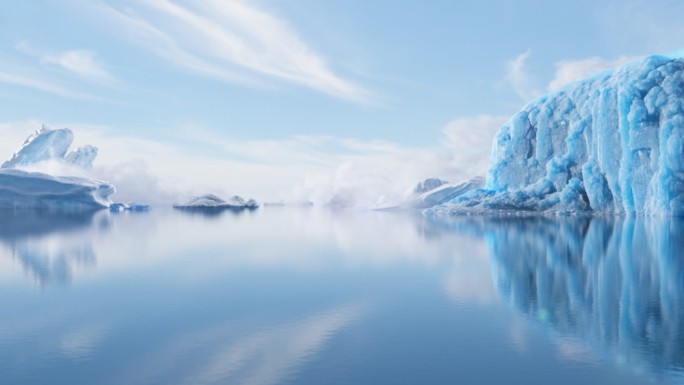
[3,124,98,169]
[110,202,150,212]
[173,194,259,210]
[0,169,114,209]
[428,53,684,216]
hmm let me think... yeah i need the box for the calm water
[1,208,683,385]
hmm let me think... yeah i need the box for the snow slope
[429,54,684,216]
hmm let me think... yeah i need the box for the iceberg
[173,194,259,210]
[411,176,484,209]
[65,145,98,169]
[3,124,99,169]
[2,125,74,168]
[429,54,684,216]
[0,125,115,210]
[0,169,114,210]
[110,202,150,212]
[412,178,448,194]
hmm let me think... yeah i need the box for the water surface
[1,208,683,385]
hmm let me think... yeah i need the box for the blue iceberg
[429,54,684,216]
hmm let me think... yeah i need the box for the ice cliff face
[3,125,98,169]
[429,54,684,216]
[0,169,114,210]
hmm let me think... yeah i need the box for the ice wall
[430,54,684,215]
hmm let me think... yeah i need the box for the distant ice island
[2,53,684,216]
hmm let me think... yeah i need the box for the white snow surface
[0,169,114,210]
[428,54,684,216]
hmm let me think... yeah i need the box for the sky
[1,0,683,205]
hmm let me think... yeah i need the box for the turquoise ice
[430,53,684,216]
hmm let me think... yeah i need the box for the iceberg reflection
[484,216,684,379]
[0,210,104,286]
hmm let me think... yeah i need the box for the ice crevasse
[428,53,684,216]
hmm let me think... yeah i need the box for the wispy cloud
[16,41,114,83]
[548,56,636,91]
[85,0,371,102]
[0,69,97,100]
[504,49,542,101]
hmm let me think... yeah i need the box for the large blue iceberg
[429,54,684,216]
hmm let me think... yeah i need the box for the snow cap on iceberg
[429,54,684,216]
[3,124,98,169]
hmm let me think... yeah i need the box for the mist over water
[1,208,683,384]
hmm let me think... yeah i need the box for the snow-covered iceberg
[411,176,484,209]
[0,125,114,210]
[412,178,449,194]
[429,54,684,216]
[0,169,114,210]
[173,194,259,210]
[3,124,98,169]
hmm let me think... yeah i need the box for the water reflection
[173,207,259,219]
[0,210,105,286]
[475,216,684,380]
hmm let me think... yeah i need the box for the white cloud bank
[0,117,506,208]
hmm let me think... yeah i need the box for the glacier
[429,53,684,216]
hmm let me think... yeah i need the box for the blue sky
[1,0,683,203]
